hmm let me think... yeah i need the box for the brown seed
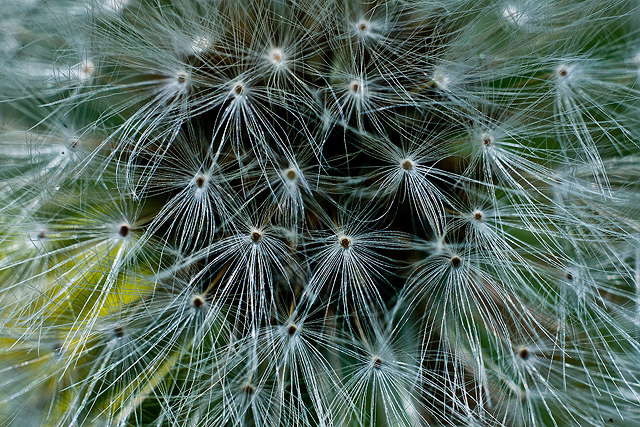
[340,236,351,249]
[287,324,297,336]
[80,60,95,76]
[450,256,461,268]
[195,175,205,188]
[565,272,573,281]
[251,231,262,243]
[119,225,130,237]
[473,210,483,221]
[177,72,188,84]
[401,159,414,171]
[558,68,567,77]
[482,136,492,146]
[114,326,124,338]
[519,347,529,360]
[234,84,244,95]
[373,358,383,369]
[193,296,204,308]
[285,168,296,180]
[242,384,255,394]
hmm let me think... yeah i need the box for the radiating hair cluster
[2,0,640,426]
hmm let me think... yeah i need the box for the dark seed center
[193,296,204,308]
[287,324,297,336]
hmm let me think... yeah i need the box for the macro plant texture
[2,0,640,426]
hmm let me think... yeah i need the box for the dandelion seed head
[432,68,451,91]
[267,47,286,69]
[556,66,568,78]
[232,81,246,98]
[118,223,130,238]
[283,167,297,181]
[349,79,364,96]
[287,324,297,336]
[52,342,63,354]
[372,356,383,370]
[450,255,462,268]
[190,36,211,55]
[28,226,49,251]
[270,49,283,62]
[502,5,530,27]
[554,63,580,86]
[356,19,369,32]
[401,158,414,171]
[481,133,494,147]
[354,18,375,38]
[339,235,352,249]
[251,230,263,243]
[3,2,639,425]
[176,71,189,85]
[191,295,204,309]
[76,59,95,82]
[242,383,255,395]
[192,172,208,191]
[113,326,124,338]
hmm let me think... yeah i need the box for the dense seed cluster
[2,1,640,426]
